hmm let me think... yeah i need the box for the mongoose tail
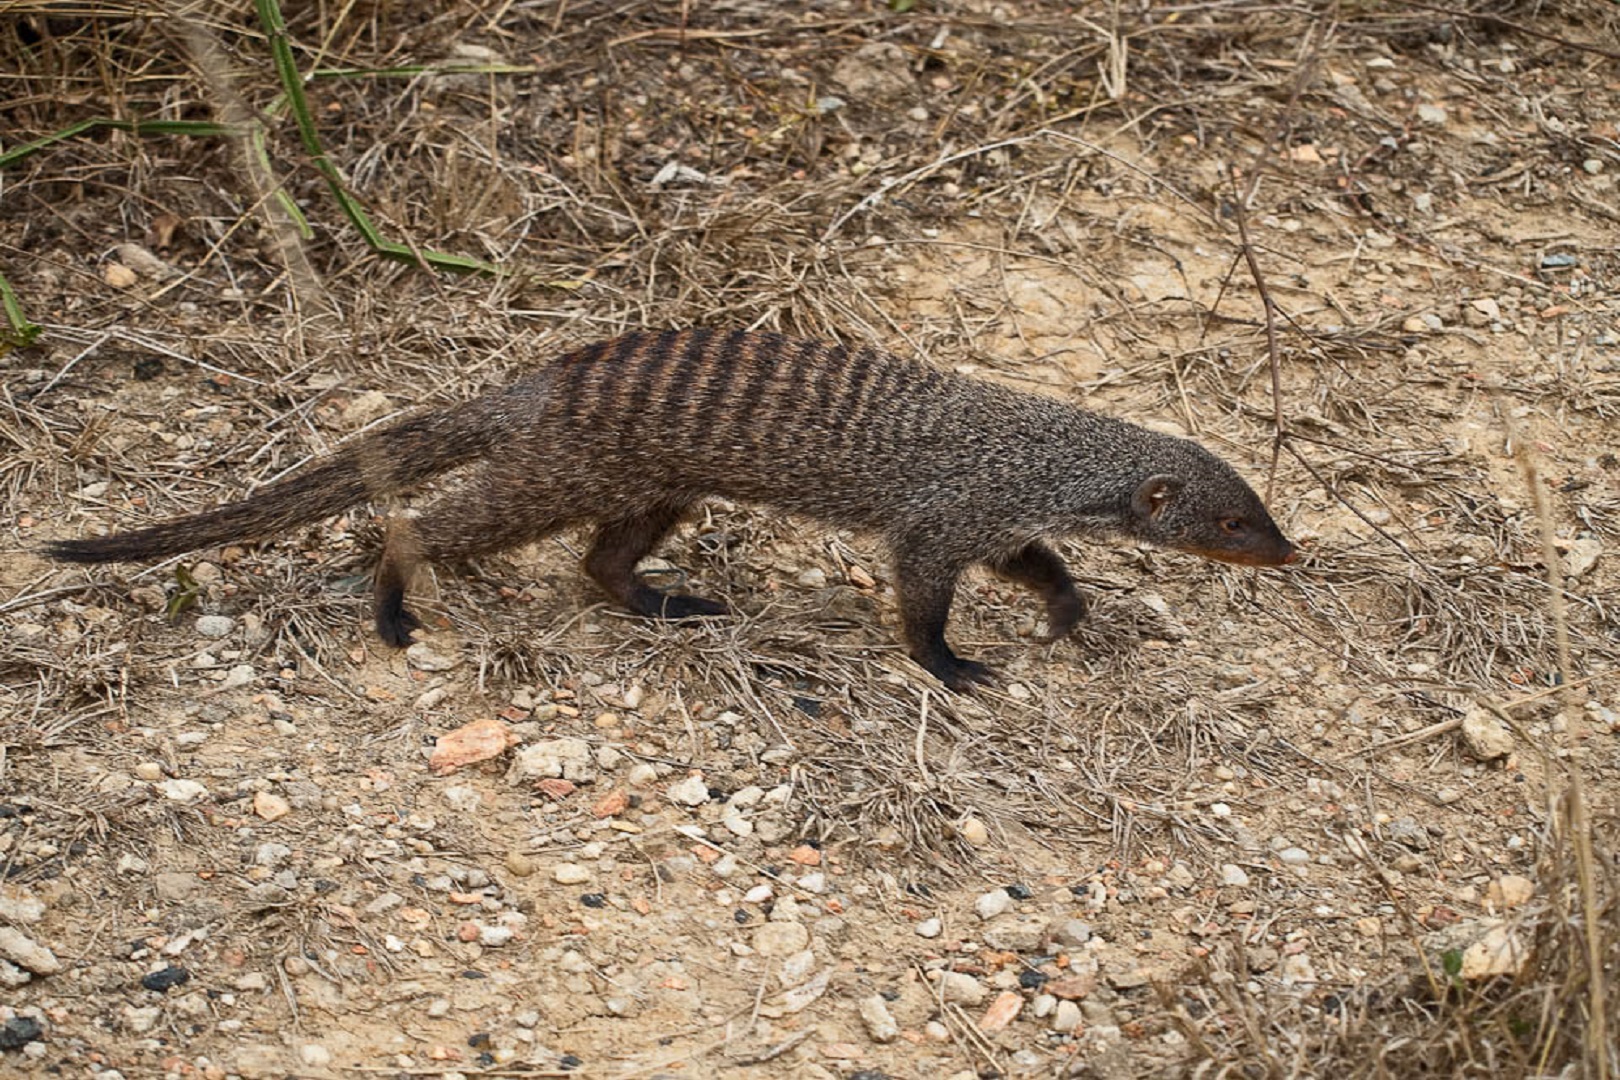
[42,398,504,566]
[43,328,1297,691]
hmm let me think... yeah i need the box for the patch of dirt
[2,2,1619,1078]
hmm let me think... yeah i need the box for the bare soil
[2,2,1618,1078]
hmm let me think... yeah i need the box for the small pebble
[1486,874,1534,910]
[253,792,291,821]
[980,990,1024,1032]
[982,915,1049,952]
[140,965,190,993]
[405,642,458,671]
[937,970,986,1006]
[552,864,591,885]
[1051,918,1091,947]
[754,921,810,957]
[1277,847,1311,865]
[914,917,942,938]
[957,816,990,846]
[1461,706,1514,761]
[0,1016,44,1050]
[159,779,208,802]
[1221,864,1251,887]
[0,929,61,975]
[1052,999,1082,1033]
[858,993,899,1043]
[194,614,235,638]
[666,775,711,807]
[974,889,1014,920]
[478,925,514,948]
[124,1006,161,1034]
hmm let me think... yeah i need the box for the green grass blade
[0,265,43,353]
[0,118,241,171]
[256,0,499,275]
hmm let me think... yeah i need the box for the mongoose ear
[1131,474,1184,521]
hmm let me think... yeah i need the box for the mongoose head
[1126,456,1298,567]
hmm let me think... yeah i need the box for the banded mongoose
[44,328,1297,689]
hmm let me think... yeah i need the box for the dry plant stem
[1280,440,1437,577]
[1225,171,1288,496]
[175,14,328,315]
[1513,427,1609,1077]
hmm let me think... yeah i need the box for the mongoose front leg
[893,550,989,691]
[585,506,727,619]
[989,541,1085,642]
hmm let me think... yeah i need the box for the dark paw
[629,586,728,620]
[375,603,421,648]
[1037,590,1087,643]
[919,653,995,693]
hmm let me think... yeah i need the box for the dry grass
[3,0,1619,1075]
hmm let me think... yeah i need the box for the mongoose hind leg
[374,523,424,646]
[372,475,576,645]
[584,505,727,619]
[989,541,1085,643]
[893,549,990,692]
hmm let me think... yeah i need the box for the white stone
[1461,706,1514,761]
[405,642,458,671]
[1460,922,1527,979]
[298,1043,332,1068]
[974,889,1014,920]
[0,928,61,974]
[1486,874,1534,910]
[1563,537,1601,579]
[858,993,899,1043]
[754,921,809,957]
[159,779,208,802]
[509,738,595,783]
[195,615,235,638]
[666,775,711,807]
[938,971,986,1005]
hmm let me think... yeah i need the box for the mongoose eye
[1221,518,1246,535]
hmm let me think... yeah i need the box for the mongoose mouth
[1185,541,1299,567]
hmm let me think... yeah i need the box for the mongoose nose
[1282,545,1301,564]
